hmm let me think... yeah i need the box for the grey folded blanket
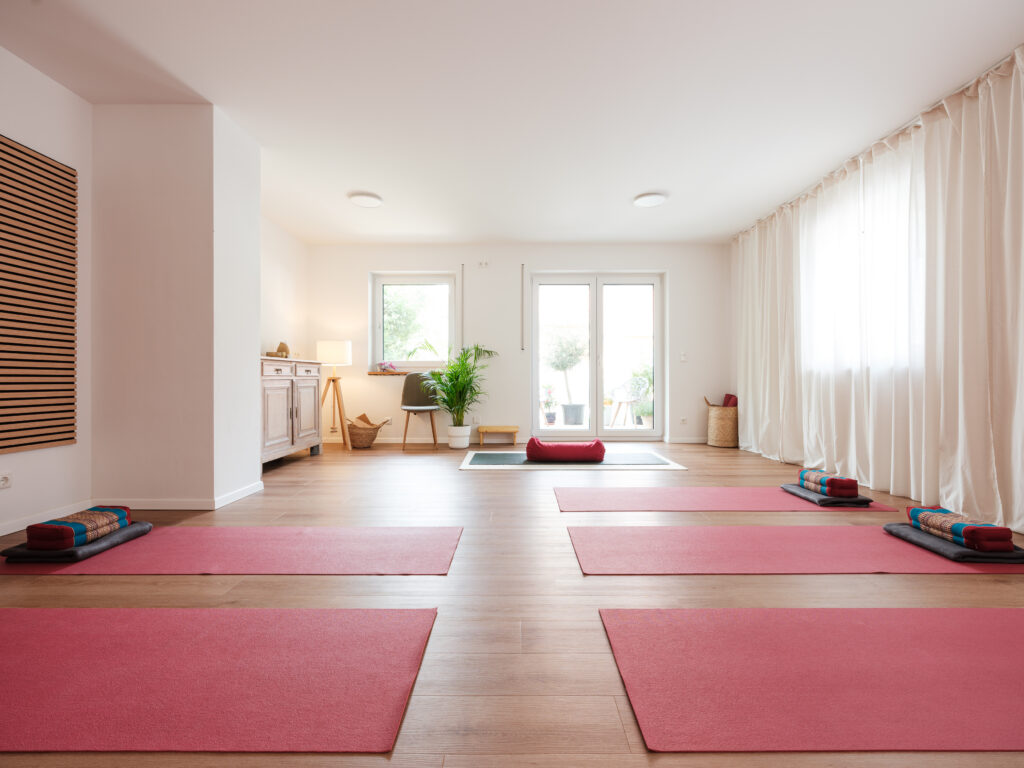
[780,483,874,507]
[883,522,1024,563]
[1,521,153,562]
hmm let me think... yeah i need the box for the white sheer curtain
[732,45,1024,530]
[926,48,1024,529]
[734,208,802,464]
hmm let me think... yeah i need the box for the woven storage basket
[346,418,390,449]
[705,396,738,448]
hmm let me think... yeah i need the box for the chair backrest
[401,372,438,408]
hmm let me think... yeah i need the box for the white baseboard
[367,436,451,445]
[97,497,217,511]
[666,437,709,444]
[0,498,95,537]
[321,435,448,444]
[214,481,264,509]
[0,483,268,532]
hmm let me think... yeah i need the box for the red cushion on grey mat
[525,437,605,462]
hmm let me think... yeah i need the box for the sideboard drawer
[262,361,295,376]
[295,363,321,377]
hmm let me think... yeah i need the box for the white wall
[260,217,311,358]
[306,243,731,444]
[0,47,93,534]
[212,109,262,504]
[92,105,217,507]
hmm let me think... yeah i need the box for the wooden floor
[2,442,1023,767]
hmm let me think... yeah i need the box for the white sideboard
[260,357,322,463]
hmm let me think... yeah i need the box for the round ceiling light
[348,191,383,208]
[633,192,668,208]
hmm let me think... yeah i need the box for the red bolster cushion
[722,393,738,407]
[526,437,606,463]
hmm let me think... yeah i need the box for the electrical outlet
[471,415,480,424]
[679,352,688,362]
[0,472,10,490]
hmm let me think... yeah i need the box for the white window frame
[371,272,460,371]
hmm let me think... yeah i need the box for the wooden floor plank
[413,652,625,696]
[394,696,629,754]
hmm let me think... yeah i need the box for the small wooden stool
[478,425,518,445]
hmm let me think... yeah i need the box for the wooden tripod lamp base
[321,376,351,450]
[316,340,354,452]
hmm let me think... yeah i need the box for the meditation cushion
[525,437,605,463]
[780,483,873,507]
[1,521,153,562]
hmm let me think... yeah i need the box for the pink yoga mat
[0,526,462,575]
[568,525,1024,574]
[0,608,435,752]
[555,486,897,512]
[602,607,1024,751]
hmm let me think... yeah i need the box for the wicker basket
[346,418,390,449]
[705,396,738,448]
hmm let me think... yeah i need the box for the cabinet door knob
[274,367,282,374]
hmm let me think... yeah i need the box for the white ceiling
[2,0,1023,244]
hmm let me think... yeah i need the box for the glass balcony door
[533,273,662,439]
[534,280,594,433]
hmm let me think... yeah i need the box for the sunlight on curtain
[799,133,926,497]
[733,45,1024,530]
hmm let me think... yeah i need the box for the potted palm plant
[422,344,497,449]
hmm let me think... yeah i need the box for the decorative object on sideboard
[265,341,291,358]
[0,133,78,455]
[317,340,353,450]
[422,345,497,450]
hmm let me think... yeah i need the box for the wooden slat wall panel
[0,133,77,454]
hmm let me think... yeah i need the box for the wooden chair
[401,373,439,449]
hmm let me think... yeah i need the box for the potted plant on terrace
[547,334,587,426]
[541,384,558,425]
[422,344,497,449]
[631,365,654,426]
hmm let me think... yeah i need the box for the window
[372,273,457,368]
[799,139,920,372]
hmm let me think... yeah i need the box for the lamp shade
[316,340,352,367]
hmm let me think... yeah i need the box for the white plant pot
[447,425,471,449]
